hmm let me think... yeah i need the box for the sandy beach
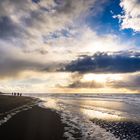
[1,94,140,140]
[0,95,66,140]
[0,95,34,113]
[0,106,66,140]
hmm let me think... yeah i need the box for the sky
[0,0,140,93]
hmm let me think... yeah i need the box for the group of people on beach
[12,93,22,96]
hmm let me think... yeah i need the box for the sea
[30,93,140,140]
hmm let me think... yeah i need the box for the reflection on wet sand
[81,108,124,121]
[40,96,140,122]
[36,94,140,140]
[77,99,125,121]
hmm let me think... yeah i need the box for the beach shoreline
[1,94,140,140]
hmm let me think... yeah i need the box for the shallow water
[33,94,140,140]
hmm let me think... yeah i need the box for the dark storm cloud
[62,51,140,73]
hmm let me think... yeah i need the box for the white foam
[39,97,119,140]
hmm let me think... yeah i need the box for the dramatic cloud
[0,46,42,77]
[116,0,140,32]
[0,44,62,78]
[65,72,140,92]
[0,0,140,93]
[67,81,102,89]
[108,73,140,92]
[61,73,103,88]
[57,71,140,93]
[0,0,99,39]
[62,51,140,73]
[0,0,134,58]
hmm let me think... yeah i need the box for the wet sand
[0,106,66,140]
[0,95,34,113]
[0,95,66,140]
[1,94,140,140]
[92,118,140,140]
